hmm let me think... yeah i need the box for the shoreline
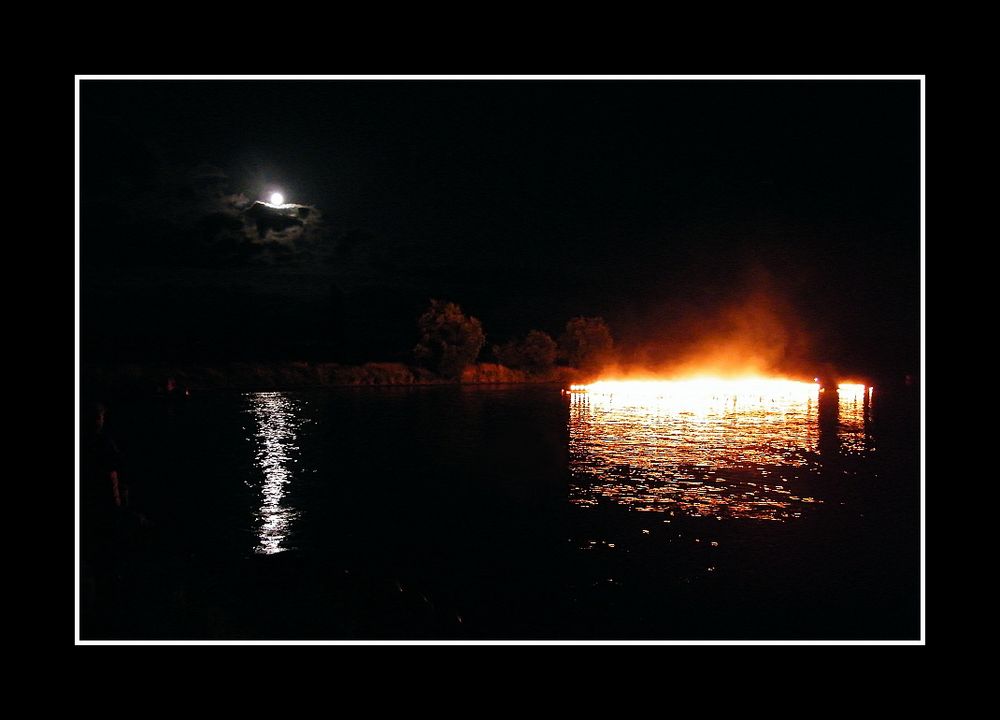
[82,361,581,396]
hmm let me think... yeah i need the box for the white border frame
[75,74,926,645]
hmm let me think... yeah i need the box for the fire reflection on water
[834,383,870,456]
[567,379,871,521]
[246,392,305,554]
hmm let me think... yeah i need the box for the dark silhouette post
[817,379,840,458]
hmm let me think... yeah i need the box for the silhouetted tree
[495,330,557,374]
[414,299,486,379]
[521,330,558,372]
[493,339,523,369]
[558,316,614,370]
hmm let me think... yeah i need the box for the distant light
[270,192,284,205]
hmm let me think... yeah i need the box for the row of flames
[567,378,868,405]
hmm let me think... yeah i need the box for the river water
[82,383,920,640]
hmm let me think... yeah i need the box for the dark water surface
[82,384,920,639]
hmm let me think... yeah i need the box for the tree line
[413,299,614,379]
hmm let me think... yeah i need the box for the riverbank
[82,361,581,396]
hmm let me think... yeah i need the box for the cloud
[244,201,306,244]
[84,150,333,271]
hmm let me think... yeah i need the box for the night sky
[81,80,920,376]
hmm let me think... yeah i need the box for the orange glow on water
[566,376,872,521]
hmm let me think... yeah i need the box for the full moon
[270,192,284,205]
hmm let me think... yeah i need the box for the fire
[569,378,867,404]
[570,377,820,397]
[568,377,821,413]
[836,383,867,402]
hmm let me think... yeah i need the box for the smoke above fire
[610,271,818,380]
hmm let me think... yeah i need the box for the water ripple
[246,392,305,554]
[568,381,872,521]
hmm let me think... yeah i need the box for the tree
[414,299,485,379]
[493,338,524,370]
[495,330,557,374]
[558,316,614,370]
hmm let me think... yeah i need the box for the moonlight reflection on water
[246,392,305,554]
